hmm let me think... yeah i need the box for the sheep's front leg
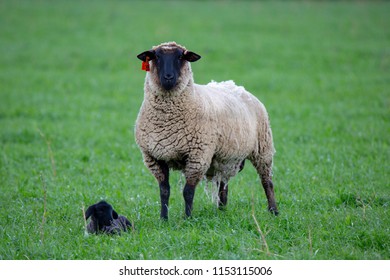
[183,183,196,217]
[143,154,170,220]
[183,166,203,218]
[158,160,170,220]
[183,153,213,218]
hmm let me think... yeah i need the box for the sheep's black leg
[183,183,196,218]
[218,181,228,209]
[158,161,170,220]
[159,181,170,220]
[251,157,278,216]
[183,152,214,218]
[261,177,278,215]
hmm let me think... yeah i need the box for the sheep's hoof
[184,214,193,220]
[268,207,279,216]
[218,204,228,211]
[160,216,168,221]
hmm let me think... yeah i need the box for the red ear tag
[141,56,150,71]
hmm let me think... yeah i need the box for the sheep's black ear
[183,51,201,62]
[112,210,119,219]
[137,50,155,62]
[85,205,95,220]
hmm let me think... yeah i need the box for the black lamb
[85,200,132,234]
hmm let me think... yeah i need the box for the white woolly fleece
[135,42,274,185]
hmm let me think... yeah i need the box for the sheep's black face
[137,45,201,91]
[154,49,184,91]
[85,200,119,230]
[94,203,114,227]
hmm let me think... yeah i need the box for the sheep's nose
[164,73,174,80]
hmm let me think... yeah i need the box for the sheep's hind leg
[218,181,228,209]
[252,159,279,215]
[216,160,243,210]
[261,177,278,215]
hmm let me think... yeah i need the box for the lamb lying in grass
[85,200,132,234]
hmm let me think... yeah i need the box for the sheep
[135,41,278,220]
[85,200,132,234]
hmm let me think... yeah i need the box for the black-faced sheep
[136,42,278,220]
[85,200,132,234]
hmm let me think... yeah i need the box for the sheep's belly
[206,158,244,182]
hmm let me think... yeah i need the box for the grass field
[0,0,389,260]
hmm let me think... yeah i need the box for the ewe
[136,42,278,219]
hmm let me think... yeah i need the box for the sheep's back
[194,81,263,158]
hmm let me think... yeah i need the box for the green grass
[0,0,389,260]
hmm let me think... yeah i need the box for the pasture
[0,0,389,259]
